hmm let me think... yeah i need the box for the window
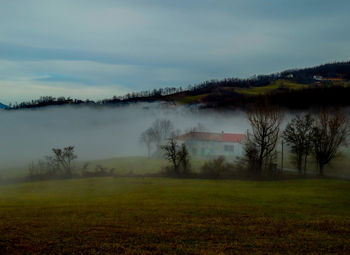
[224,145,234,152]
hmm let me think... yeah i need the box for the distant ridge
[8,60,350,110]
[0,102,8,109]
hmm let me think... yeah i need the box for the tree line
[242,106,349,177]
[145,108,349,179]
[26,108,349,181]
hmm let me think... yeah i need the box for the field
[1,156,207,180]
[175,94,210,104]
[234,80,308,96]
[276,151,350,178]
[89,156,169,175]
[89,156,208,175]
[0,177,349,254]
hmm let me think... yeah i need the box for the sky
[0,0,350,104]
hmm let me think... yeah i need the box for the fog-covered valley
[0,103,250,170]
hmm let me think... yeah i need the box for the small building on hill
[313,75,323,81]
[175,131,246,158]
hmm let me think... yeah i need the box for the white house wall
[178,140,243,159]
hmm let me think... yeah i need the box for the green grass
[88,156,168,175]
[0,177,349,254]
[278,151,350,177]
[328,80,350,87]
[0,156,167,180]
[0,156,206,180]
[234,79,308,96]
[87,156,206,175]
[175,94,209,104]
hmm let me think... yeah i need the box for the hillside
[9,61,350,110]
[0,102,8,109]
[164,61,350,109]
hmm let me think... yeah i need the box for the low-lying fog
[0,103,250,170]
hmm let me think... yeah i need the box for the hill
[9,61,350,110]
[0,102,8,109]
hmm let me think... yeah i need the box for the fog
[0,103,250,170]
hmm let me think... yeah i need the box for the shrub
[200,156,234,179]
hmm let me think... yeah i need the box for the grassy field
[0,177,349,254]
[175,94,209,104]
[0,156,207,180]
[234,79,308,96]
[91,154,350,178]
[277,151,350,177]
[89,156,168,175]
[88,156,207,175]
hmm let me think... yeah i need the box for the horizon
[1,0,350,104]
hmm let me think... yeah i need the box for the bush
[200,156,234,179]
[81,164,116,178]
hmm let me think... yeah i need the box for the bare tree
[140,119,174,157]
[246,105,283,175]
[162,138,191,177]
[28,146,77,179]
[50,146,77,177]
[282,113,315,174]
[178,143,191,175]
[162,138,179,174]
[312,109,349,175]
[241,137,260,175]
[139,128,155,158]
[151,119,174,147]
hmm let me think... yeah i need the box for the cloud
[0,0,349,102]
[0,80,130,104]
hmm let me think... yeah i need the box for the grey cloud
[0,0,349,102]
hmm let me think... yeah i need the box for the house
[313,75,323,81]
[175,131,246,158]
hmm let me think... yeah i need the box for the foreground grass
[0,177,349,254]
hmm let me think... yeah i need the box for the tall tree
[178,143,191,175]
[161,139,191,176]
[151,119,174,148]
[282,114,315,174]
[139,128,155,158]
[162,138,180,174]
[139,119,174,157]
[312,109,349,175]
[246,105,283,174]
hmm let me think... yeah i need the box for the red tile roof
[221,133,246,143]
[177,132,245,143]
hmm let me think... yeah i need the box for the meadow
[0,177,349,254]
[233,80,308,96]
